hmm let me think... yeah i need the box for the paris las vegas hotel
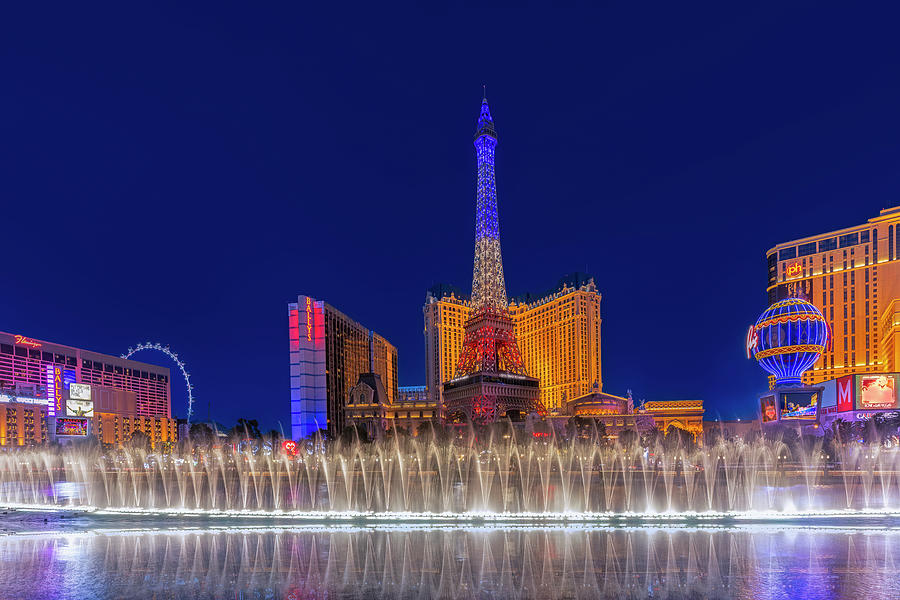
[767,205,900,384]
[424,273,603,413]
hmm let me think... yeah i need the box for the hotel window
[779,247,797,260]
[819,238,837,252]
[798,242,816,257]
[839,232,859,248]
[890,225,894,260]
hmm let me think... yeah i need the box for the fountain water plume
[1,423,899,518]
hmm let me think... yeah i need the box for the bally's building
[288,295,398,439]
[766,205,900,385]
[424,272,603,413]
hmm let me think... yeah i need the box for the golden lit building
[641,400,704,439]
[766,206,900,385]
[424,273,602,413]
[88,385,177,447]
[564,389,704,442]
[0,402,48,446]
[93,413,176,448]
[345,381,437,437]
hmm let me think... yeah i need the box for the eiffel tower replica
[442,95,543,424]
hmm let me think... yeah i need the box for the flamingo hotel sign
[14,335,41,348]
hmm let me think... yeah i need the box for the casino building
[288,295,398,439]
[0,331,176,447]
[344,383,438,438]
[424,273,602,414]
[766,205,900,385]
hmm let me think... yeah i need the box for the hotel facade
[765,206,900,385]
[288,295,398,439]
[424,273,603,414]
[0,331,175,447]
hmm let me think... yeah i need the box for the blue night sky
[3,3,900,431]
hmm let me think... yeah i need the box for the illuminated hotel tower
[442,96,542,422]
[766,206,900,385]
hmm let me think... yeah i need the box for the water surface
[1,515,898,599]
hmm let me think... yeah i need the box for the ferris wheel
[122,342,196,423]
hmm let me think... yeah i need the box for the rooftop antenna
[482,84,486,100]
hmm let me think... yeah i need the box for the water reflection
[0,526,898,599]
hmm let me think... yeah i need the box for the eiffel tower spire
[470,96,508,312]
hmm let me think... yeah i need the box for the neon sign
[305,297,312,341]
[785,262,802,277]
[745,325,758,359]
[282,440,299,456]
[53,366,64,415]
[45,365,56,417]
[14,335,41,348]
[837,376,853,412]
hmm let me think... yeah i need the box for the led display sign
[819,379,839,415]
[780,391,818,420]
[69,383,92,401]
[14,335,41,348]
[855,373,899,411]
[55,417,88,436]
[66,399,94,417]
[760,395,776,422]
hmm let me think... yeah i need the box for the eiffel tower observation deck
[443,94,542,424]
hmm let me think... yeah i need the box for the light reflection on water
[0,525,898,599]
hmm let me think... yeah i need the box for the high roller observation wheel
[121,342,195,423]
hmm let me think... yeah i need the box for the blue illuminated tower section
[470,97,507,312]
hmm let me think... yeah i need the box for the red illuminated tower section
[442,96,543,423]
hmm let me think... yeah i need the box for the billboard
[66,399,94,417]
[55,417,88,437]
[820,379,837,415]
[0,393,46,406]
[69,383,92,401]
[780,390,818,420]
[760,395,777,422]
[836,375,854,413]
[855,373,899,411]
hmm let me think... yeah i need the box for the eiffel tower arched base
[442,372,543,424]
